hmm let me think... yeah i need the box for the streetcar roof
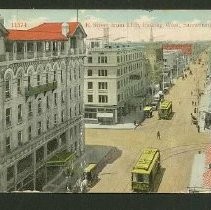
[84,163,97,173]
[131,148,159,174]
[144,106,152,111]
[159,100,172,109]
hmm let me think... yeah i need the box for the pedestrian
[192,101,194,105]
[197,125,200,133]
[191,91,193,96]
[157,131,160,139]
[204,123,206,130]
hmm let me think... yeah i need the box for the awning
[46,151,76,167]
[97,112,113,118]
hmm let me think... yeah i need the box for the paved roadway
[85,51,211,193]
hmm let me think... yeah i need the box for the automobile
[163,87,169,94]
[144,106,153,118]
[151,101,159,111]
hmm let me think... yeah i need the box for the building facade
[84,45,148,124]
[0,21,86,191]
[163,50,185,87]
[144,42,164,95]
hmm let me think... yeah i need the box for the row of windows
[5,123,82,154]
[88,82,108,90]
[86,63,143,78]
[87,95,108,103]
[117,62,143,76]
[5,80,81,103]
[117,85,144,102]
[87,69,108,77]
[4,71,81,100]
[117,51,143,63]
[5,100,82,128]
[87,56,108,64]
[117,74,144,89]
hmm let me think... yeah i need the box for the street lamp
[176,58,179,78]
[162,68,165,91]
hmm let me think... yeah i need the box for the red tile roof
[6,22,85,41]
[7,29,68,41]
[163,44,192,55]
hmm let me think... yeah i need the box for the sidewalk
[85,123,135,130]
[85,110,144,130]
[198,79,211,133]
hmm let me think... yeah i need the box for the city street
[85,51,211,193]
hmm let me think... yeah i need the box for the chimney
[62,22,69,36]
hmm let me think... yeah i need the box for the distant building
[144,42,164,93]
[163,50,185,85]
[84,44,148,124]
[0,20,87,192]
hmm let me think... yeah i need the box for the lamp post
[162,68,165,91]
[176,57,179,78]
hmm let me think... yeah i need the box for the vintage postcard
[0,9,210,193]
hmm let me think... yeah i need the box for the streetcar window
[137,174,149,183]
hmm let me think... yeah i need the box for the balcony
[25,81,57,98]
[1,116,83,166]
[16,53,24,60]
[0,54,6,62]
[27,51,34,59]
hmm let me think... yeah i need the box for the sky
[1,9,211,42]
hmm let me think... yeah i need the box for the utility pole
[176,58,179,78]
[162,69,165,91]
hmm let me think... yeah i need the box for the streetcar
[84,163,98,187]
[158,100,172,120]
[144,106,153,118]
[131,148,161,192]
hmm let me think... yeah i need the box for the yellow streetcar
[131,148,161,192]
[158,100,172,120]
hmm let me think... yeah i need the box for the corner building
[84,45,148,125]
[0,21,86,191]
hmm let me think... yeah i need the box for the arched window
[37,74,41,86]
[38,98,42,114]
[17,72,23,94]
[46,73,49,84]
[53,70,56,81]
[61,70,63,83]
[5,74,11,99]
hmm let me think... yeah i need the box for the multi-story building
[163,50,185,86]
[0,21,87,191]
[84,45,148,125]
[144,42,164,94]
[162,43,193,65]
